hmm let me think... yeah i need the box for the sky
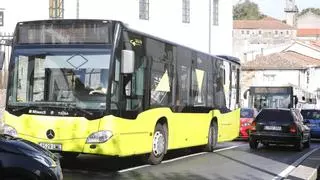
[233,0,320,20]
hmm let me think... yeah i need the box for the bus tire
[146,123,167,165]
[205,121,218,152]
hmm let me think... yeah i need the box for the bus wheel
[205,121,218,152]
[147,123,167,165]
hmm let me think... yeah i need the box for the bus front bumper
[18,133,120,156]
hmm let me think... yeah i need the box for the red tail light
[251,121,256,131]
[289,124,297,133]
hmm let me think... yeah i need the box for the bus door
[214,61,239,141]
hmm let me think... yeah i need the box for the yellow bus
[1,19,240,164]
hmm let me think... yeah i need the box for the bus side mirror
[294,96,298,105]
[243,89,250,99]
[121,50,135,74]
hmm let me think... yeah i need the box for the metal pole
[55,0,58,18]
[209,0,212,54]
[76,0,79,19]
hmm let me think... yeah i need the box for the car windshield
[7,49,111,110]
[300,110,320,120]
[240,108,254,118]
[255,109,294,123]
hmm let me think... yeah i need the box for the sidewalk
[286,147,320,180]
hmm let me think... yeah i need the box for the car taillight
[289,124,297,133]
[251,121,256,131]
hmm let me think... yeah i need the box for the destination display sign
[16,20,111,44]
[250,87,292,94]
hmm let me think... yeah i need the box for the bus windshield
[252,94,291,109]
[7,49,110,111]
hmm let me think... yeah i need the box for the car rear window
[240,109,254,118]
[255,109,293,123]
[301,110,320,120]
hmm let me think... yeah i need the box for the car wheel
[3,170,38,180]
[145,123,167,165]
[294,139,303,151]
[262,143,269,148]
[303,136,311,148]
[204,121,218,152]
[249,139,259,149]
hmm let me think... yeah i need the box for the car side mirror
[121,50,135,74]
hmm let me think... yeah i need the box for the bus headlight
[86,130,113,144]
[3,124,17,137]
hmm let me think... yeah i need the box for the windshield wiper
[10,105,42,113]
[65,104,93,116]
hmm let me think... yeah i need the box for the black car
[249,108,311,151]
[0,134,63,180]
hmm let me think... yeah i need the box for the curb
[285,165,318,180]
[284,147,320,180]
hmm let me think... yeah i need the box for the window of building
[0,11,3,26]
[241,30,244,35]
[275,30,278,35]
[247,30,250,35]
[263,74,276,82]
[258,30,262,35]
[182,0,190,23]
[139,0,149,20]
[212,0,219,26]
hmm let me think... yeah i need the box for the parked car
[300,109,320,138]
[249,108,311,151]
[239,108,257,140]
[0,134,63,180]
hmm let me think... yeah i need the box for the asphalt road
[61,140,320,180]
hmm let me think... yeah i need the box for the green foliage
[298,8,320,17]
[233,0,265,20]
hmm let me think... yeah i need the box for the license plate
[264,126,282,131]
[39,142,62,151]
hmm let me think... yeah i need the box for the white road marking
[117,164,151,173]
[272,147,320,180]
[213,145,240,152]
[162,152,208,164]
[118,144,243,173]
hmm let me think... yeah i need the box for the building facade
[241,51,320,107]
[297,11,320,40]
[233,17,296,62]
[0,0,233,56]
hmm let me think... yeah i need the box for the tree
[298,8,320,17]
[233,0,265,20]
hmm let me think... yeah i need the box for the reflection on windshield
[8,51,110,110]
[252,94,291,109]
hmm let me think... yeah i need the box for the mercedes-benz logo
[46,129,55,139]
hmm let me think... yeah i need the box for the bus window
[146,38,173,106]
[213,58,226,109]
[192,52,210,106]
[176,46,192,107]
